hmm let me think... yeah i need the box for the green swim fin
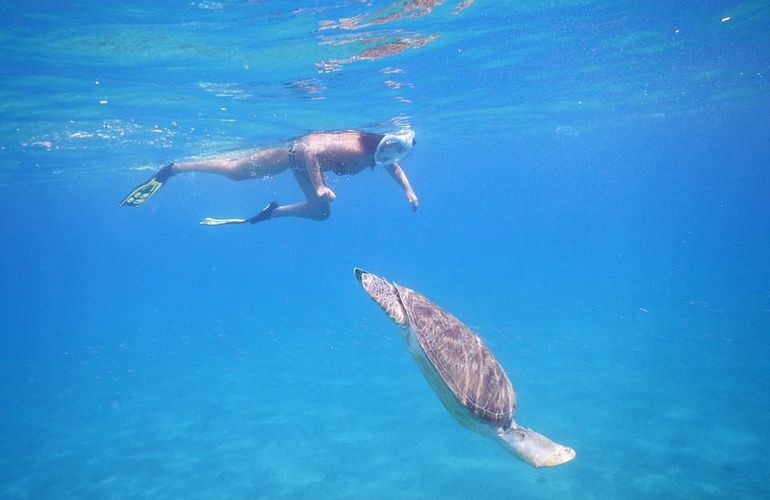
[121,163,174,207]
[120,176,164,207]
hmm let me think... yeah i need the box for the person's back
[292,130,383,176]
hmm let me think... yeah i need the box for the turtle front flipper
[498,425,575,468]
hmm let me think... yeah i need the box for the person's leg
[200,197,328,226]
[172,147,291,181]
[122,146,292,207]
[270,201,330,221]
[259,168,330,221]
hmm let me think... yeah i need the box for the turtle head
[354,268,408,326]
[499,425,576,468]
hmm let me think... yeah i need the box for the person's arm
[303,153,336,201]
[386,162,419,211]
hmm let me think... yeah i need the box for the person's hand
[316,186,336,201]
[407,192,420,211]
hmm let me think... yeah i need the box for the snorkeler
[120,129,419,225]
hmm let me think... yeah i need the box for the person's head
[374,129,416,167]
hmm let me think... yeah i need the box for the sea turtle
[354,268,575,468]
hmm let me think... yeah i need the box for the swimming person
[120,129,419,225]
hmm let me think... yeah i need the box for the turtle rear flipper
[498,426,575,468]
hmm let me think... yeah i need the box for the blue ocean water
[1,1,769,498]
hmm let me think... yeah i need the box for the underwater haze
[1,1,769,498]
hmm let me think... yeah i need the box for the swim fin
[199,217,248,226]
[199,202,279,227]
[120,176,164,207]
[120,163,174,207]
[247,201,279,224]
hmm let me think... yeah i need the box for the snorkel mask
[374,129,416,166]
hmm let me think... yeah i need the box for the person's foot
[248,201,279,224]
[156,162,175,182]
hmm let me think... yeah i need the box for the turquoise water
[2,1,769,498]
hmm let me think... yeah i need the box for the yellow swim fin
[121,163,174,207]
[120,176,164,207]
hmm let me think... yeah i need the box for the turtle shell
[394,283,515,428]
